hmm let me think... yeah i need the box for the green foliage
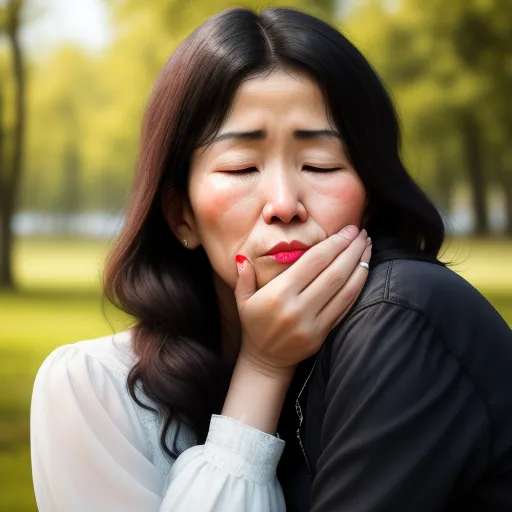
[343,0,512,216]
[21,0,335,215]
[14,0,512,231]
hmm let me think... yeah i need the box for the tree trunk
[0,71,14,288]
[496,150,512,237]
[0,206,14,288]
[0,76,11,288]
[459,110,489,236]
[435,153,454,214]
[503,179,512,236]
[61,140,81,234]
[0,0,25,289]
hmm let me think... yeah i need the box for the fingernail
[338,225,359,240]
[367,237,372,246]
[235,255,247,276]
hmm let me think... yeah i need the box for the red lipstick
[265,241,310,265]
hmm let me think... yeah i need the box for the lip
[270,249,308,264]
[265,240,311,256]
[264,240,311,265]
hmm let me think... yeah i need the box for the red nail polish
[235,255,248,276]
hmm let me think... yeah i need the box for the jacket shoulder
[360,259,493,315]
[351,258,511,365]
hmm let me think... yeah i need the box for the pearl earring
[183,239,188,248]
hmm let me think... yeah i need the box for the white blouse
[30,331,286,511]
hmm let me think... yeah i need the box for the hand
[234,226,371,377]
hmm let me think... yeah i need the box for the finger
[316,242,372,329]
[234,259,257,308]
[300,229,369,310]
[269,225,361,295]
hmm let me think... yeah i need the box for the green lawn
[0,238,129,511]
[441,237,512,323]
[1,236,511,511]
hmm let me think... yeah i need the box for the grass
[441,237,512,322]
[0,237,129,511]
[1,235,511,511]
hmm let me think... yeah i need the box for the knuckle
[361,245,372,261]
[325,270,346,290]
[308,252,328,270]
[294,327,311,345]
[281,313,295,328]
[342,287,358,306]
[345,230,366,251]
[266,294,283,311]
[340,282,362,306]
[333,232,352,246]
[281,305,300,327]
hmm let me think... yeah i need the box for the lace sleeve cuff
[203,414,285,484]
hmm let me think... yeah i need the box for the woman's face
[184,70,366,290]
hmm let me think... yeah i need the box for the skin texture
[167,70,366,354]
[173,71,365,277]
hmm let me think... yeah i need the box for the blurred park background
[0,0,511,509]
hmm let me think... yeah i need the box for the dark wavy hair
[103,7,444,459]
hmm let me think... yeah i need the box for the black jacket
[277,240,512,511]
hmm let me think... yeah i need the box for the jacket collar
[370,234,443,268]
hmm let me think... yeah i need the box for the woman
[30,7,512,512]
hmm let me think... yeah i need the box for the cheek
[190,177,257,285]
[310,174,367,233]
[332,178,366,211]
[193,178,250,230]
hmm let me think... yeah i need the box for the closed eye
[303,165,343,172]
[221,166,342,174]
[222,167,258,175]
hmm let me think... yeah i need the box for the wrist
[237,347,296,383]
[221,352,295,434]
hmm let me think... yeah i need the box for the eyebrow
[210,129,341,145]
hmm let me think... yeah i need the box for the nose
[262,170,308,224]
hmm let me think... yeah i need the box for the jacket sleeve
[31,345,285,512]
[311,301,490,511]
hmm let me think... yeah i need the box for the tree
[23,47,108,215]
[434,0,512,235]
[345,0,512,236]
[0,0,26,289]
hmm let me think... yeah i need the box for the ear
[161,187,201,249]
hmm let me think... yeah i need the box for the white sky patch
[21,0,111,57]
[15,0,393,57]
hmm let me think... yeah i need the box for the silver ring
[358,261,369,270]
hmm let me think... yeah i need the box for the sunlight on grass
[441,237,512,294]
[13,235,512,297]
[0,237,130,511]
[14,237,112,292]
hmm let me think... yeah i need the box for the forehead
[221,70,331,129]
